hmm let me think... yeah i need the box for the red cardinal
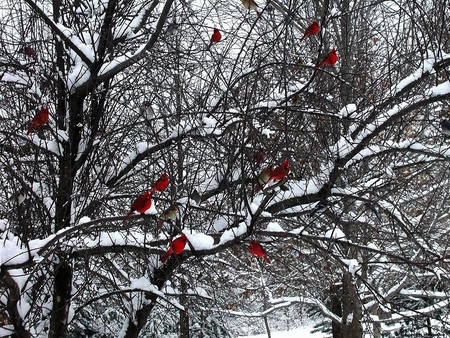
[21,46,36,58]
[300,21,319,42]
[160,234,188,263]
[253,147,265,164]
[206,29,222,50]
[27,107,49,135]
[316,48,338,67]
[151,173,169,194]
[242,0,261,18]
[249,240,270,263]
[157,203,178,230]
[124,191,153,221]
[269,159,289,181]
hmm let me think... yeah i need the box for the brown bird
[255,165,273,192]
[290,57,304,73]
[157,203,178,230]
[241,0,261,18]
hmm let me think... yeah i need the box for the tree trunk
[48,261,73,338]
[341,272,363,338]
[180,279,190,338]
[330,283,342,338]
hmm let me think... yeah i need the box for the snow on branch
[75,283,184,318]
[201,296,341,324]
[22,0,94,67]
[106,126,198,187]
[94,0,175,85]
[393,55,436,94]
[350,55,450,140]
[373,298,450,324]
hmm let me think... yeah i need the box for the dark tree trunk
[49,261,73,338]
[330,283,342,338]
[341,272,363,338]
[180,279,190,338]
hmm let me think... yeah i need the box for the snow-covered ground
[237,326,327,338]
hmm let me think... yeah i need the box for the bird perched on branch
[269,159,289,181]
[206,28,222,50]
[157,203,178,230]
[124,191,153,221]
[290,57,304,73]
[241,0,261,18]
[8,188,26,206]
[151,173,169,194]
[253,147,266,164]
[255,165,272,192]
[300,20,319,42]
[160,234,188,263]
[309,199,328,217]
[27,107,49,135]
[165,20,179,35]
[249,240,270,263]
[139,101,154,119]
[316,48,338,67]
[20,45,36,58]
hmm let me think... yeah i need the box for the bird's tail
[160,248,173,263]
[256,10,261,19]
[123,211,133,222]
[156,219,165,231]
[27,124,36,135]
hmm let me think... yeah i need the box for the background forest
[0,0,450,337]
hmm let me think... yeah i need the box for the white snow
[341,258,360,276]
[428,81,450,97]
[186,232,215,250]
[238,326,325,338]
[219,222,247,245]
[325,228,346,240]
[77,216,91,225]
[1,73,29,86]
[261,128,274,138]
[339,103,357,118]
[265,222,284,232]
[394,56,436,93]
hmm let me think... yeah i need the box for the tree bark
[48,261,73,338]
[179,279,190,338]
[341,272,363,338]
[330,283,342,338]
